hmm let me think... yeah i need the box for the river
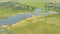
[0,8,58,34]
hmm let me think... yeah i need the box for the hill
[2,14,60,34]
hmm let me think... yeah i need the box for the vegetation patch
[2,14,60,34]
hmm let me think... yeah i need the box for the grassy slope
[3,14,60,34]
[0,29,8,34]
[0,2,35,19]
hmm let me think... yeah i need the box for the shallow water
[0,14,32,25]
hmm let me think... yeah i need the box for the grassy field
[0,2,35,19]
[0,0,9,2]
[16,0,60,8]
[2,14,60,34]
[0,28,8,34]
[0,0,60,34]
[1,0,60,8]
[0,0,60,19]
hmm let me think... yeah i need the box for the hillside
[2,14,60,34]
[0,2,35,19]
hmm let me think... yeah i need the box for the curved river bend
[0,9,57,26]
[0,9,58,34]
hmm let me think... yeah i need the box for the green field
[1,0,60,8]
[0,1,35,19]
[0,0,60,34]
[2,14,60,34]
[17,0,60,8]
[0,28,8,34]
[0,0,60,19]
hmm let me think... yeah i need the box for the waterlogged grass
[2,14,60,34]
[0,8,19,19]
[0,9,34,19]
[0,29,8,34]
